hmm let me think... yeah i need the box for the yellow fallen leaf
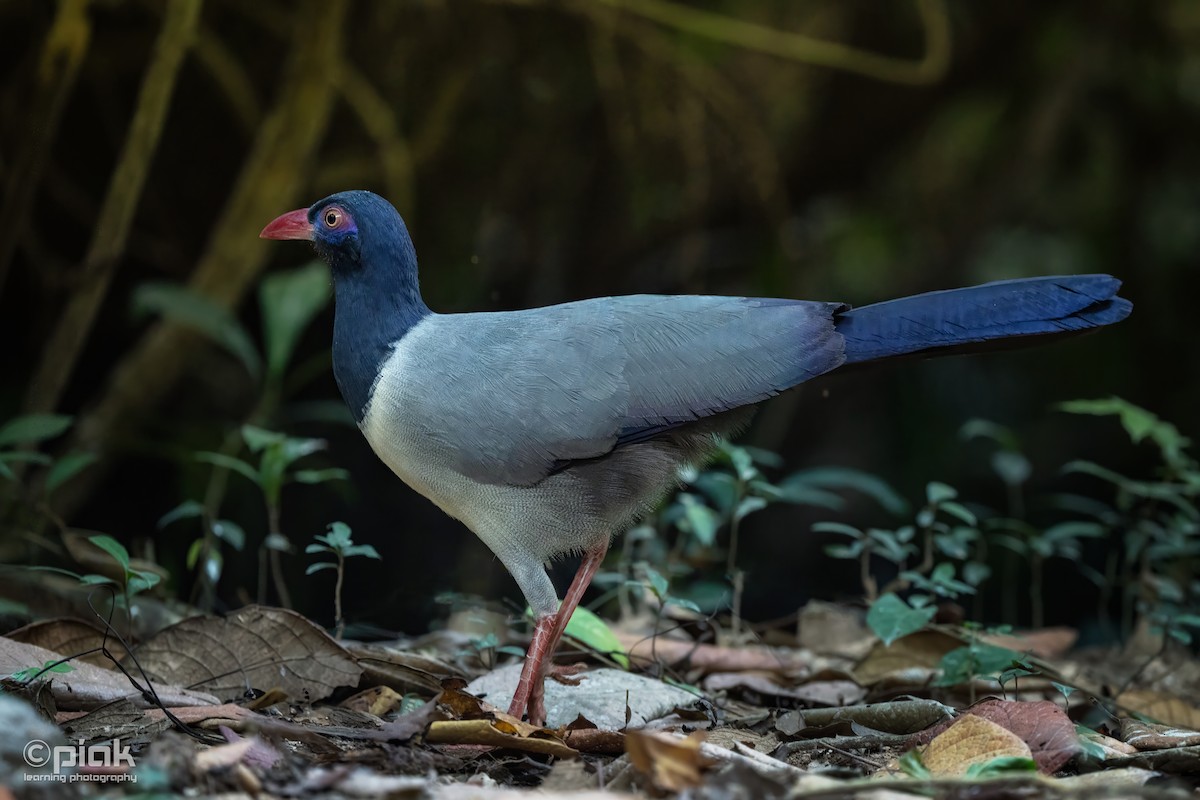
[922,714,1032,778]
[626,729,713,791]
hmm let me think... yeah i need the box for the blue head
[261,190,432,421]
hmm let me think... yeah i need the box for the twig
[0,0,92,299]
[23,0,203,417]
[593,0,951,86]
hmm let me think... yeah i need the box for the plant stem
[266,501,292,609]
[1031,553,1044,629]
[334,552,345,639]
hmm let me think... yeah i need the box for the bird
[261,190,1131,726]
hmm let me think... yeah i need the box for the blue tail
[836,274,1131,365]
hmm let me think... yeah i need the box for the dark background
[1,0,1195,634]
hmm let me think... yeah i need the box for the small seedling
[306,522,381,638]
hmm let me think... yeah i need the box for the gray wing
[397,295,846,486]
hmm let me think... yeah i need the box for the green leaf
[964,756,1037,778]
[79,573,116,586]
[0,414,73,448]
[212,519,246,551]
[195,451,260,486]
[306,562,338,575]
[676,493,722,546]
[159,500,205,529]
[128,570,161,594]
[88,535,130,570]
[45,452,97,494]
[0,451,52,466]
[1059,396,1191,466]
[959,418,1020,451]
[304,543,331,554]
[10,659,76,683]
[811,521,864,538]
[186,539,204,570]
[939,501,977,527]
[241,425,284,453]
[898,748,931,779]
[259,261,332,380]
[665,595,701,613]
[926,481,958,505]
[734,496,767,523]
[636,562,670,600]
[991,451,1032,487]
[867,593,935,646]
[324,521,354,549]
[133,282,261,380]
[264,533,292,552]
[781,467,908,515]
[561,605,629,668]
[343,544,382,560]
[292,468,350,485]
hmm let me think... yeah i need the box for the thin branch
[595,0,951,86]
[23,0,203,416]
[0,0,93,299]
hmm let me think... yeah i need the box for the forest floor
[2,595,1199,799]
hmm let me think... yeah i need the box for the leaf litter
[3,600,1200,797]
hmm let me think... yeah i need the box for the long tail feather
[836,274,1131,366]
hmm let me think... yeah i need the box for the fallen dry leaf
[921,714,1033,777]
[1121,718,1200,750]
[0,637,219,710]
[914,698,1080,773]
[853,629,963,686]
[980,627,1077,659]
[132,605,361,703]
[614,632,809,673]
[1118,690,1200,729]
[702,671,865,706]
[6,618,130,667]
[341,685,404,717]
[348,641,463,693]
[801,699,953,735]
[626,729,713,791]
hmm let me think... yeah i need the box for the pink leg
[508,544,608,726]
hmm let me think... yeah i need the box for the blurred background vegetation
[0,0,1195,637]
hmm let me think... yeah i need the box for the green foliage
[897,748,931,779]
[964,756,1038,778]
[866,593,935,645]
[561,605,630,669]
[305,521,382,572]
[306,522,381,638]
[0,414,94,494]
[8,659,75,684]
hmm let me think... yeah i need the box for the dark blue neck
[329,237,431,423]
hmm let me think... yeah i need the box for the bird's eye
[323,208,343,228]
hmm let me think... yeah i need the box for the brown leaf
[914,698,1080,773]
[341,685,403,717]
[854,629,962,686]
[614,632,809,673]
[1121,718,1200,750]
[0,636,219,710]
[980,626,1077,659]
[131,605,361,703]
[626,729,713,791]
[922,714,1033,777]
[1119,690,1200,729]
[347,641,463,693]
[702,671,865,706]
[6,618,129,667]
